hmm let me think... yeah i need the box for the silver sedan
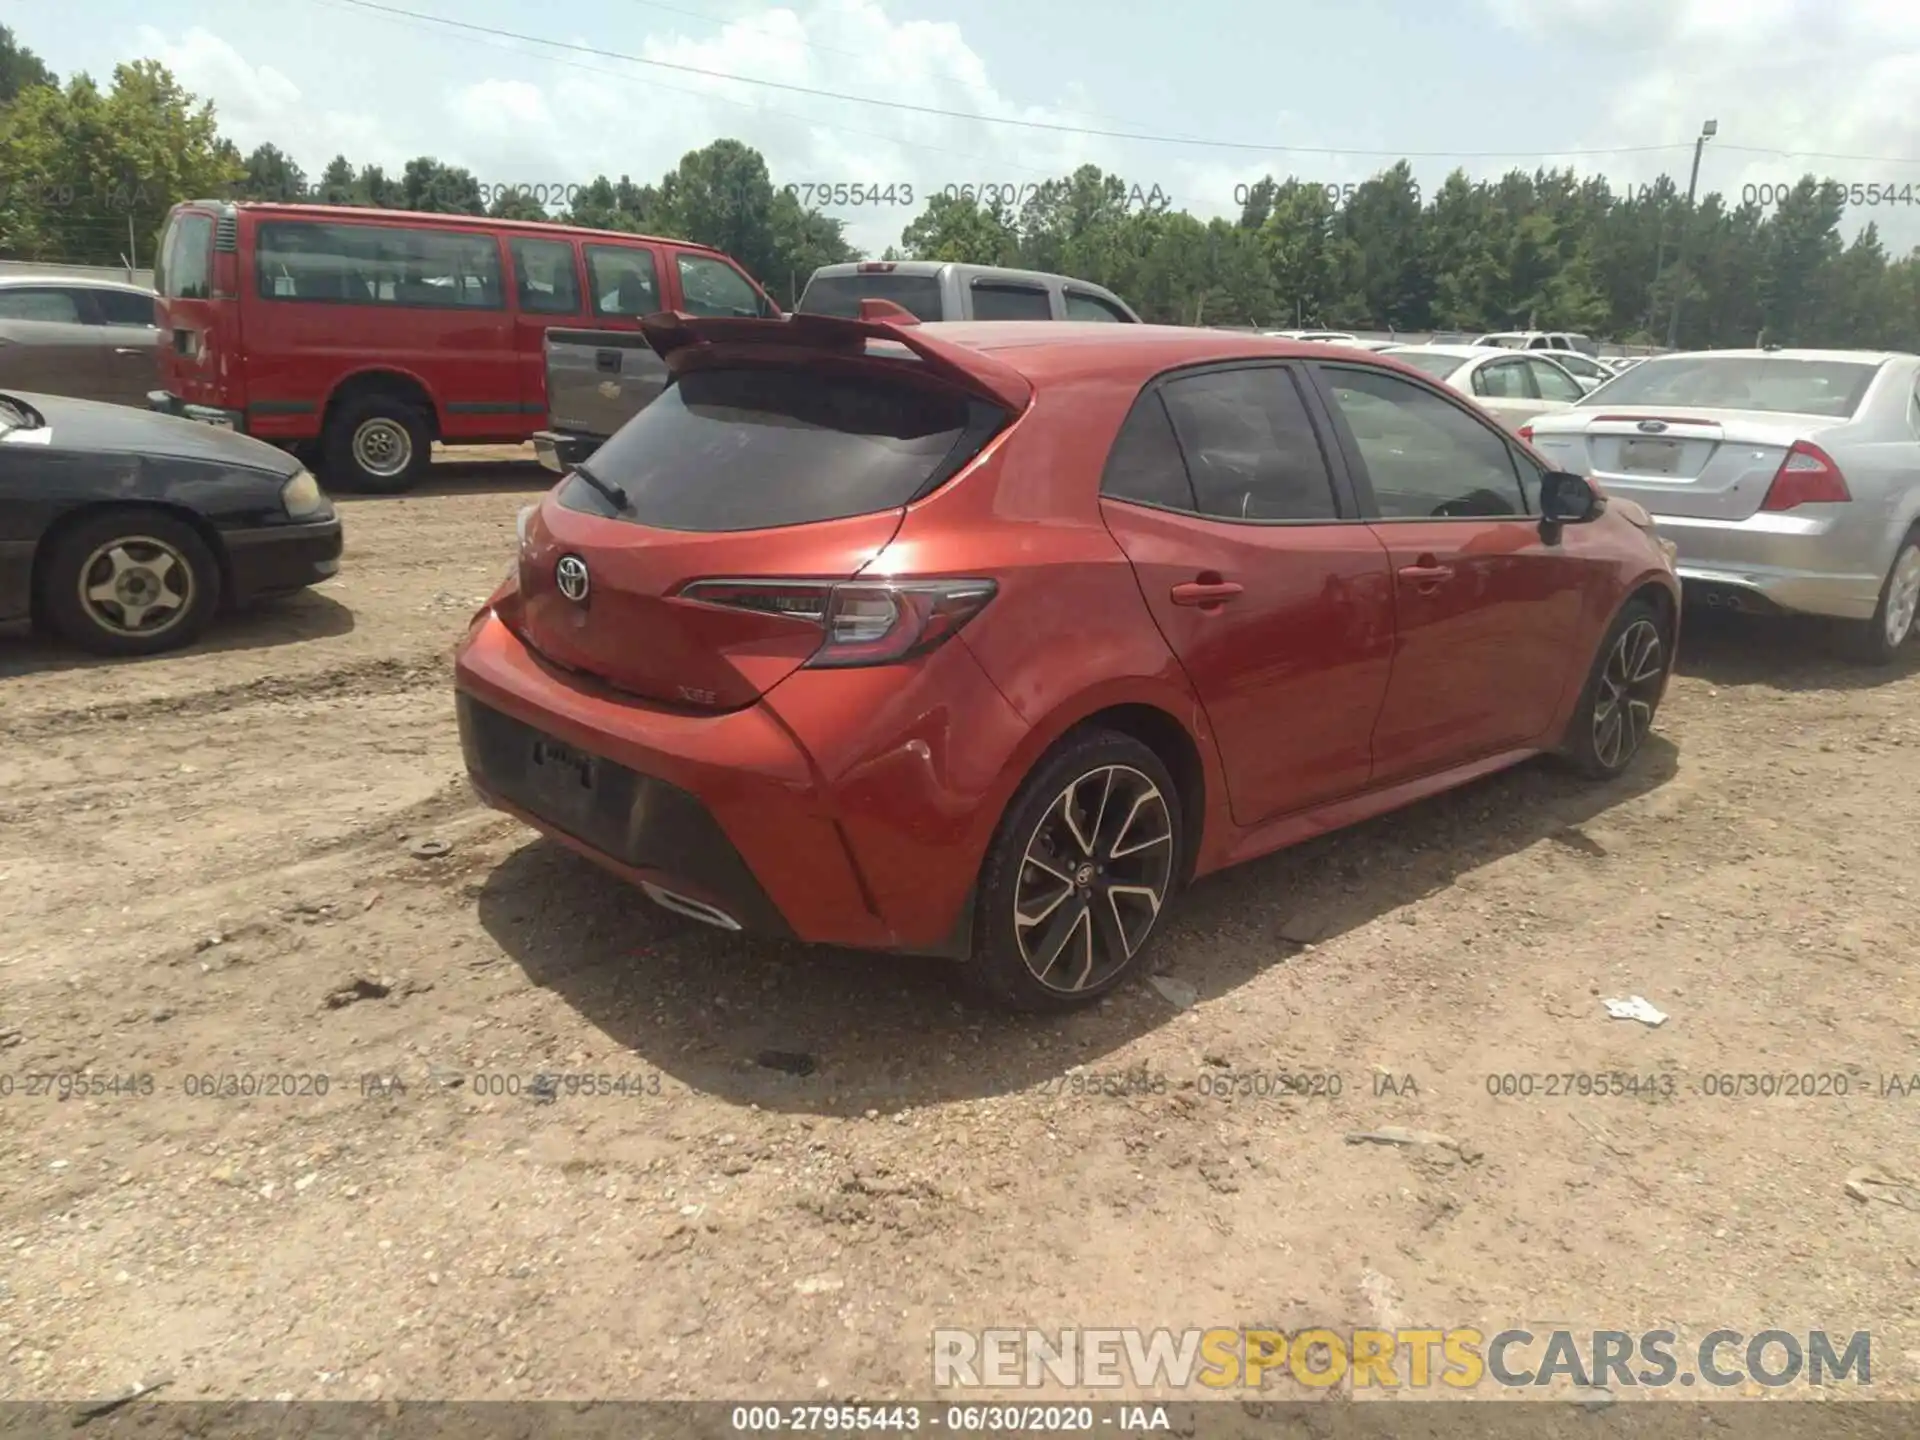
[1525,349,1920,663]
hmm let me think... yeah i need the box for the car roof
[0,274,152,292]
[1386,343,1518,360]
[177,200,731,256]
[808,260,1123,293]
[915,321,1389,381]
[1632,348,1913,365]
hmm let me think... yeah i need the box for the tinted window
[585,244,659,318]
[162,213,213,299]
[0,287,82,323]
[1580,355,1878,418]
[256,222,504,307]
[1325,367,1527,518]
[511,237,580,315]
[1473,359,1534,400]
[676,253,765,318]
[971,283,1051,321]
[1385,349,1466,382]
[1064,290,1130,322]
[1160,367,1339,521]
[1527,356,1585,402]
[95,289,158,327]
[1100,392,1196,510]
[797,273,944,320]
[566,366,1000,532]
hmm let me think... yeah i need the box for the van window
[160,213,214,300]
[510,237,580,315]
[586,244,660,318]
[676,253,767,318]
[254,221,504,308]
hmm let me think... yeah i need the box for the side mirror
[1540,470,1602,524]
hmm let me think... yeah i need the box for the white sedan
[1379,345,1588,434]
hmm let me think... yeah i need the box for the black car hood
[3,391,301,475]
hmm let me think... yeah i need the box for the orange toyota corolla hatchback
[454,311,1680,1010]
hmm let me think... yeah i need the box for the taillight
[1761,441,1850,511]
[1518,425,1534,442]
[677,578,997,668]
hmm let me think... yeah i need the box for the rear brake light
[1761,441,1850,511]
[857,262,897,273]
[678,578,996,668]
[1517,425,1534,442]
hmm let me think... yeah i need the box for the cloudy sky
[14,0,1920,256]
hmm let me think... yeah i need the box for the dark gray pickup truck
[531,261,1141,472]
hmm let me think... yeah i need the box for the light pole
[1665,119,1717,350]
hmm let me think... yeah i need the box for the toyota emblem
[555,554,590,602]
[1636,420,1668,433]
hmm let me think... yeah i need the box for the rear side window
[797,273,944,320]
[1065,290,1130,322]
[1159,367,1340,521]
[1527,357,1585,403]
[971,283,1051,321]
[255,221,503,307]
[1101,393,1196,510]
[0,287,82,323]
[95,290,158,327]
[565,365,1003,532]
[586,244,659,318]
[511,237,580,315]
[161,213,213,299]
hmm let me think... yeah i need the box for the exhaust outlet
[640,882,743,932]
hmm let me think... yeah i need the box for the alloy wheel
[352,417,413,478]
[1014,764,1175,994]
[77,536,194,638]
[1592,618,1665,770]
[1885,542,1920,649]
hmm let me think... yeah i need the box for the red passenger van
[148,201,778,492]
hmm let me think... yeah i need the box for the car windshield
[1385,349,1466,380]
[1577,356,1880,417]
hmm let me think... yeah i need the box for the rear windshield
[797,273,944,321]
[1578,356,1879,418]
[1384,349,1464,380]
[561,364,1000,532]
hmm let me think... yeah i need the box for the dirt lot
[4,448,1920,1406]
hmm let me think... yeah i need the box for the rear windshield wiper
[570,460,628,512]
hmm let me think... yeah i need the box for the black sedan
[0,390,343,656]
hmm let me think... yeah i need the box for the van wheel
[966,731,1182,1012]
[1840,529,1920,665]
[42,509,221,657]
[323,396,430,494]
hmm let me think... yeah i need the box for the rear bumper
[532,430,603,475]
[220,518,343,605]
[452,609,1031,954]
[148,389,245,431]
[1657,511,1884,620]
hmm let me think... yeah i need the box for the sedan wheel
[971,732,1184,1011]
[1843,531,1920,665]
[43,510,221,657]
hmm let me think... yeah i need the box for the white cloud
[1482,0,1920,252]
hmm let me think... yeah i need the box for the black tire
[322,394,431,494]
[1557,597,1670,780]
[966,729,1184,1012]
[1838,528,1920,666]
[41,509,221,657]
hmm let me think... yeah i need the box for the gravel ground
[3,448,1920,1405]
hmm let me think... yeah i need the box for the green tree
[400,155,483,214]
[241,142,308,201]
[899,191,1018,265]
[0,24,56,105]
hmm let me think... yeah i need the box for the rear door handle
[594,350,621,374]
[1170,580,1243,606]
[1398,564,1454,584]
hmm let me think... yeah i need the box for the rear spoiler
[636,311,1033,413]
